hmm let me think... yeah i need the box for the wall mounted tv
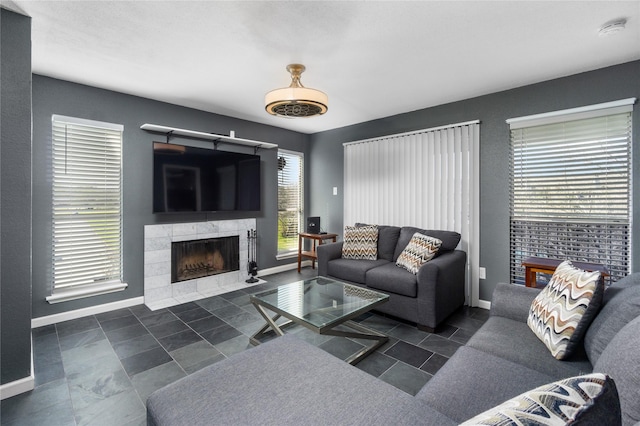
[153,142,261,213]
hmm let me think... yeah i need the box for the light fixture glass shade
[265,64,328,118]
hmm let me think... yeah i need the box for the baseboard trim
[31,296,145,328]
[0,345,34,400]
[477,299,491,310]
[259,260,311,277]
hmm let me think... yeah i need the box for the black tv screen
[153,142,261,213]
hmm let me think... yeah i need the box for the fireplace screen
[171,236,239,283]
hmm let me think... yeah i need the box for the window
[277,150,304,257]
[508,99,634,286]
[47,115,126,303]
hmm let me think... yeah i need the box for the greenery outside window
[277,150,303,257]
[47,115,127,303]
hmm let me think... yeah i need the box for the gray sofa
[147,273,640,426]
[317,225,467,331]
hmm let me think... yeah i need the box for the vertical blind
[50,115,124,297]
[277,150,304,254]
[343,121,480,305]
[509,101,633,285]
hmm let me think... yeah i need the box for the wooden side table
[297,232,338,273]
[522,257,609,288]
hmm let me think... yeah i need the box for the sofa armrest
[317,241,343,277]
[490,282,541,323]
[416,250,467,329]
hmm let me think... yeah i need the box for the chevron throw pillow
[342,225,379,260]
[460,373,620,425]
[527,260,604,360]
[395,232,442,274]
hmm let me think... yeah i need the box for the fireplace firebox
[171,236,239,283]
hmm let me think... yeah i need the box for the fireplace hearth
[172,236,239,283]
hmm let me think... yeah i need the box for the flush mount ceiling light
[598,19,627,36]
[265,64,328,118]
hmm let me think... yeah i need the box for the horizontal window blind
[277,150,303,255]
[51,115,123,293]
[509,107,632,285]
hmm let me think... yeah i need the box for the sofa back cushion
[584,272,640,365]
[594,314,640,426]
[392,227,461,261]
[355,224,401,261]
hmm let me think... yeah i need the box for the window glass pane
[277,150,303,254]
[51,116,123,291]
[510,112,632,286]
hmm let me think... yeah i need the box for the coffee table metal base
[250,303,388,365]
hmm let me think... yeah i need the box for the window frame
[276,149,304,258]
[47,115,127,303]
[507,99,634,286]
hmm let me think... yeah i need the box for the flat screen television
[153,142,261,213]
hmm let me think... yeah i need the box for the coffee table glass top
[250,277,389,330]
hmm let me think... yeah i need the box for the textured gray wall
[310,60,640,302]
[1,8,32,385]
[31,76,309,319]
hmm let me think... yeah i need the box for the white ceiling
[3,0,640,134]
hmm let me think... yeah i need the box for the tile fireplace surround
[144,219,262,310]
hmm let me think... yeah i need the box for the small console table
[297,232,338,273]
[522,257,609,288]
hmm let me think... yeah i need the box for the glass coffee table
[250,277,389,365]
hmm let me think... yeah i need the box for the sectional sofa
[317,225,467,331]
[147,273,640,425]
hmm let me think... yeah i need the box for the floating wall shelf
[140,123,278,150]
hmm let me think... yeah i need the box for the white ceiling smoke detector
[598,19,627,36]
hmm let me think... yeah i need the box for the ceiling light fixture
[265,64,328,118]
[598,19,626,36]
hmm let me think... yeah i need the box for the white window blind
[277,150,304,256]
[509,100,634,285]
[47,115,126,303]
[343,121,480,305]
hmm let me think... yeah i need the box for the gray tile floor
[1,268,488,426]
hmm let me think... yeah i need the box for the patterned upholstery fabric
[460,373,620,425]
[527,260,604,360]
[342,225,379,260]
[395,232,442,274]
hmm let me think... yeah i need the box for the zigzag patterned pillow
[460,373,620,425]
[395,232,442,274]
[527,260,604,360]
[342,225,378,260]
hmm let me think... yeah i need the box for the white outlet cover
[479,267,486,280]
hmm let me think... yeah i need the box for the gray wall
[309,60,640,302]
[1,8,32,385]
[32,76,310,319]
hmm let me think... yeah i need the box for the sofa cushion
[356,224,401,261]
[392,227,460,261]
[527,260,604,360]
[459,373,621,426]
[395,233,442,274]
[584,272,640,365]
[594,315,640,426]
[342,225,379,260]
[327,258,389,284]
[417,346,557,423]
[366,262,417,297]
[467,316,592,379]
[147,334,458,426]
